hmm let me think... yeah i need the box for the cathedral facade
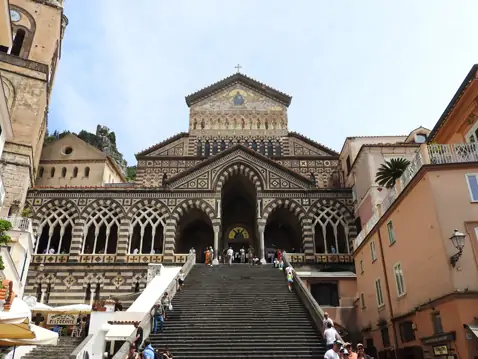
[24,73,357,305]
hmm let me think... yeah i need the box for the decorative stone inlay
[111,274,125,288]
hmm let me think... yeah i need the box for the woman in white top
[177,270,185,291]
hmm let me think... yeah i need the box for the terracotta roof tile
[0,280,14,312]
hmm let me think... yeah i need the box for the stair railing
[111,254,196,359]
[282,252,345,343]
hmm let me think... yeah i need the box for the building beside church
[353,65,478,359]
[23,72,358,307]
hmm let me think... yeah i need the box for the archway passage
[264,207,303,261]
[221,175,257,261]
[175,208,214,263]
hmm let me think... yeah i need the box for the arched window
[11,29,26,57]
[35,204,76,254]
[275,141,282,156]
[84,167,90,178]
[129,206,165,254]
[82,204,121,254]
[251,141,258,151]
[204,141,210,157]
[50,167,55,178]
[61,167,67,178]
[267,141,273,156]
[313,207,349,254]
[39,167,44,178]
[73,167,78,178]
[134,282,140,293]
[196,141,202,156]
[44,283,51,304]
[259,141,265,155]
[220,140,226,151]
[212,141,218,155]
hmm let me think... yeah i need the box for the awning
[52,304,91,313]
[0,324,58,346]
[0,298,32,324]
[465,324,478,338]
[105,324,135,341]
[0,320,35,340]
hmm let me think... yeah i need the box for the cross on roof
[235,64,242,73]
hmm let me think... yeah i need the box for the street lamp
[450,229,466,267]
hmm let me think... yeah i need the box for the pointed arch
[171,199,215,226]
[33,199,78,254]
[126,199,170,254]
[263,198,306,253]
[213,161,265,192]
[80,199,125,254]
[307,199,357,254]
[262,198,307,233]
[170,199,215,256]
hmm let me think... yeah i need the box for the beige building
[35,134,127,188]
[353,64,478,359]
[340,127,429,229]
[0,0,67,214]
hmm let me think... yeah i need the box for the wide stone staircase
[149,264,326,358]
[22,336,84,359]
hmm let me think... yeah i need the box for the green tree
[375,158,410,188]
[0,220,13,270]
[126,166,137,182]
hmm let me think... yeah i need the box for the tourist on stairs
[227,246,234,265]
[133,322,143,352]
[356,343,371,359]
[323,312,334,329]
[205,248,210,265]
[142,340,155,359]
[286,269,294,291]
[151,303,164,333]
[209,246,214,266]
[324,322,340,350]
[177,270,185,291]
[161,293,171,320]
[324,340,343,359]
[240,246,246,263]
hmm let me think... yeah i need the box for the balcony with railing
[353,143,478,250]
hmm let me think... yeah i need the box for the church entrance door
[221,175,258,261]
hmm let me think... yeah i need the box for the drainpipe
[376,228,400,353]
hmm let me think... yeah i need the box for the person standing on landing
[227,246,234,265]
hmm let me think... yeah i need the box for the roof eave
[185,73,292,108]
[428,64,478,142]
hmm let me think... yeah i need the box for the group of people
[323,313,371,359]
[128,281,183,359]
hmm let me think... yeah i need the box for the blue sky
[49,0,478,164]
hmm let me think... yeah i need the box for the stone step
[148,349,323,358]
[150,335,321,342]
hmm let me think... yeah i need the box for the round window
[63,146,73,155]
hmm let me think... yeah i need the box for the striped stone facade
[24,153,356,306]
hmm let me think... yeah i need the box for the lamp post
[449,229,466,267]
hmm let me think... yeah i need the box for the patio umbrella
[0,324,58,346]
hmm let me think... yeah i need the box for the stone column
[69,218,84,262]
[115,217,130,262]
[212,219,221,265]
[257,219,266,264]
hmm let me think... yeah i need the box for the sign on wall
[47,313,78,326]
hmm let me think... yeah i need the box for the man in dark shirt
[134,322,143,351]
[114,300,123,312]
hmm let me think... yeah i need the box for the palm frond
[375,158,410,188]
